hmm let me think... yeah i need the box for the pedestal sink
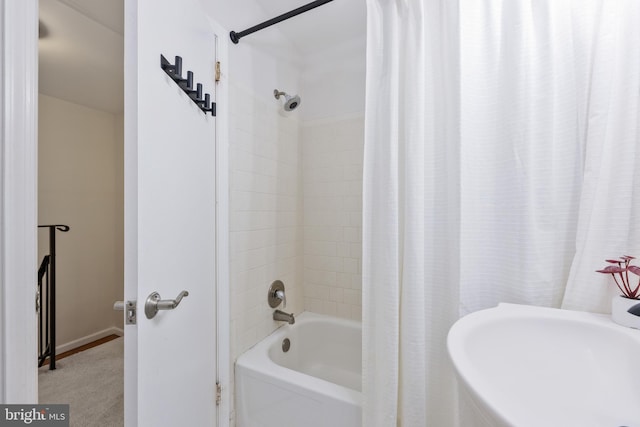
[447,303,640,427]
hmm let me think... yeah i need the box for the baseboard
[56,327,124,354]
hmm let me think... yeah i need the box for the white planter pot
[611,296,640,329]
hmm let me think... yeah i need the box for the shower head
[274,89,301,111]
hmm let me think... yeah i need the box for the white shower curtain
[362,0,640,425]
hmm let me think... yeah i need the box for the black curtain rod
[230,0,334,44]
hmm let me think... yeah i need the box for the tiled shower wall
[229,82,304,415]
[229,82,304,353]
[302,115,364,320]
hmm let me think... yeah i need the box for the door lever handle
[145,290,189,319]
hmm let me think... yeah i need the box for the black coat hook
[160,54,216,116]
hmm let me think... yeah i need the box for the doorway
[37,0,124,424]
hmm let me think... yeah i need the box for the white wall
[302,115,364,320]
[38,94,124,349]
[298,33,366,320]
[300,37,366,122]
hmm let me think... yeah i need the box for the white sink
[447,303,640,427]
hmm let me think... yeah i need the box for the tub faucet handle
[275,290,286,308]
[268,280,287,308]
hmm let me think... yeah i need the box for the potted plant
[597,255,640,329]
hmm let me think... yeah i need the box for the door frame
[0,0,39,404]
[210,20,231,427]
[0,2,230,424]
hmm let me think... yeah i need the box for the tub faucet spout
[273,309,295,324]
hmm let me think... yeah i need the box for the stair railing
[37,224,70,370]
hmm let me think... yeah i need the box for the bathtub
[235,312,362,427]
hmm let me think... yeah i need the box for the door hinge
[215,61,221,82]
[216,382,222,406]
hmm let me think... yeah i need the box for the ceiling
[38,0,365,114]
[39,0,124,113]
[235,0,366,56]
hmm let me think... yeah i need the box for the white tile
[336,272,351,288]
[343,195,363,211]
[231,170,253,192]
[233,110,364,374]
[316,285,330,300]
[348,211,362,227]
[349,242,362,259]
[277,195,298,212]
[303,268,336,286]
[276,242,297,259]
[305,210,346,227]
[306,297,324,313]
[276,211,297,228]
[230,84,304,380]
[322,301,338,316]
[336,242,349,257]
[344,226,361,242]
[350,274,362,290]
[300,117,364,318]
[329,287,344,303]
[344,149,364,166]
[343,164,363,181]
[336,303,352,319]
[303,195,343,213]
[344,289,361,306]
[304,226,343,242]
[303,284,319,299]
[276,226,298,244]
[304,240,337,256]
[305,255,343,272]
[233,192,278,212]
[342,258,358,274]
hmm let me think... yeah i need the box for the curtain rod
[230,0,334,44]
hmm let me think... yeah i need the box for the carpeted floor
[39,337,124,427]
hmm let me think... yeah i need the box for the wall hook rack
[160,54,216,116]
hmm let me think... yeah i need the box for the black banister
[37,224,70,370]
[230,0,334,44]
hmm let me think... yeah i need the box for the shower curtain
[362,0,640,425]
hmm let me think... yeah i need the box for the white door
[124,0,218,425]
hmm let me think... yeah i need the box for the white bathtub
[235,312,362,427]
